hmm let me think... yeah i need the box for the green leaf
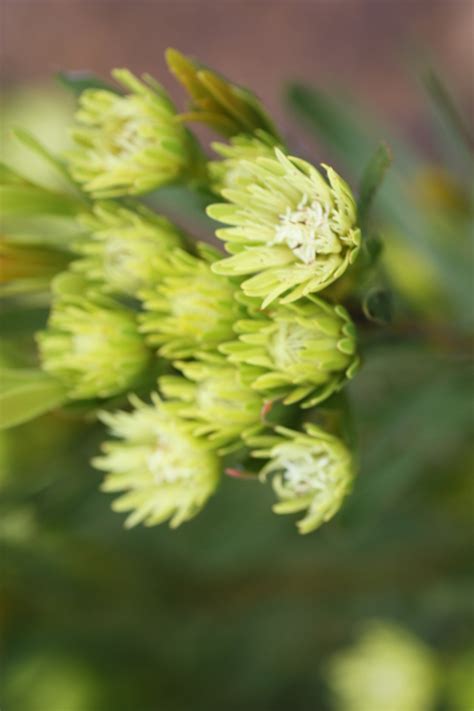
[362,287,393,325]
[0,300,49,338]
[358,143,392,228]
[0,371,68,430]
[286,84,376,172]
[0,185,83,217]
[12,128,75,186]
[0,161,31,186]
[349,347,473,524]
[0,366,49,388]
[423,69,474,156]
[286,83,417,178]
[56,70,120,96]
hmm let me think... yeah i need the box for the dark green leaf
[358,143,392,228]
[423,69,474,155]
[362,288,393,325]
[286,84,378,174]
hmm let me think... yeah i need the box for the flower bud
[207,148,360,307]
[221,296,358,408]
[68,69,202,197]
[326,621,438,711]
[209,131,280,193]
[166,49,280,140]
[94,394,220,528]
[37,273,149,399]
[139,245,243,359]
[73,202,183,296]
[250,423,354,534]
[159,354,264,450]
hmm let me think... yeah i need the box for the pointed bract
[209,131,281,194]
[166,49,280,140]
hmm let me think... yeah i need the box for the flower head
[221,296,358,408]
[159,354,264,451]
[139,244,243,359]
[73,202,183,296]
[209,130,281,194]
[208,149,360,307]
[326,621,438,711]
[94,394,220,528]
[67,69,202,197]
[166,48,280,139]
[37,272,149,399]
[250,423,354,534]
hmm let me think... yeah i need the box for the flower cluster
[6,50,369,534]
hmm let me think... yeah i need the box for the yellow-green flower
[209,130,281,194]
[139,245,243,359]
[67,69,202,197]
[208,149,361,307]
[159,354,264,451]
[166,48,280,139]
[250,423,354,534]
[37,272,149,399]
[94,394,220,528]
[73,202,183,296]
[221,296,358,408]
[326,621,438,711]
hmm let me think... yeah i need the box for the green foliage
[357,143,392,230]
[0,368,67,429]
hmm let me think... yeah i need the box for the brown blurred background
[2,0,473,140]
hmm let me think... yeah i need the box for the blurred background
[1,2,473,710]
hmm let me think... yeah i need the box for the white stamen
[147,435,195,484]
[280,449,333,496]
[271,194,341,264]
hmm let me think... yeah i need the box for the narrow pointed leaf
[0,185,83,216]
[423,69,474,155]
[358,143,392,228]
[0,374,68,429]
